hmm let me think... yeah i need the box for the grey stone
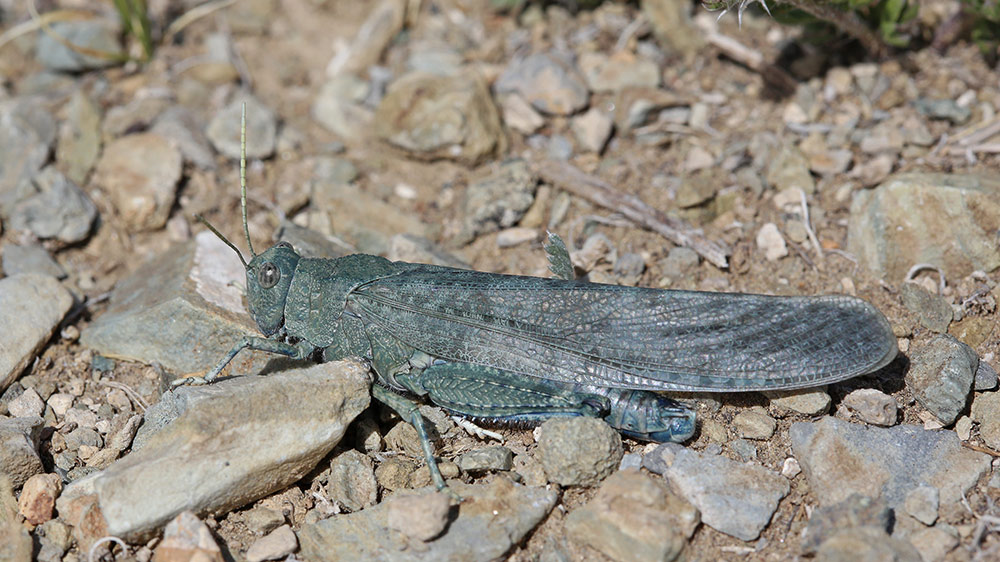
[375,71,505,165]
[102,96,170,139]
[0,275,73,391]
[729,439,758,462]
[765,387,831,415]
[1,243,66,279]
[244,506,285,535]
[975,359,998,391]
[970,390,1000,450]
[388,234,470,268]
[900,283,952,333]
[309,158,430,255]
[565,470,696,562]
[766,145,815,195]
[325,449,377,512]
[814,526,921,562]
[80,232,278,377]
[756,222,788,261]
[8,166,96,243]
[497,226,538,248]
[903,484,939,525]
[848,173,1000,280]
[274,221,353,260]
[840,388,897,426]
[64,427,102,451]
[676,171,720,208]
[859,121,904,154]
[0,485,32,562]
[494,53,589,116]
[537,417,623,487]
[152,511,223,562]
[85,414,142,469]
[789,416,989,510]
[458,446,513,473]
[907,526,958,562]
[547,134,573,160]
[57,361,370,542]
[801,494,892,554]
[578,52,661,93]
[905,334,978,425]
[55,89,102,184]
[619,452,643,471]
[36,519,71,562]
[570,107,614,153]
[610,253,644,280]
[151,107,216,170]
[92,133,181,232]
[914,98,971,125]
[246,525,297,562]
[299,479,557,562]
[385,491,451,541]
[641,0,704,57]
[659,247,699,277]
[732,407,776,439]
[374,456,417,492]
[406,44,463,77]
[497,93,545,135]
[312,74,373,142]
[0,383,23,417]
[663,448,789,541]
[7,387,44,418]
[0,416,44,488]
[326,0,405,76]
[0,104,53,216]
[455,159,536,245]
[641,442,683,475]
[206,96,277,160]
[35,19,121,71]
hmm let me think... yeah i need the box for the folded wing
[348,265,897,392]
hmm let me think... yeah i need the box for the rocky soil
[2,0,1000,561]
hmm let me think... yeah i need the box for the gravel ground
[2,1,1000,561]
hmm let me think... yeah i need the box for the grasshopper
[177,106,898,493]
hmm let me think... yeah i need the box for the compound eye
[258,262,280,289]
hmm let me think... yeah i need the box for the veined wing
[348,264,897,392]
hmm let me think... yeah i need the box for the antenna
[241,102,256,258]
[196,214,247,267]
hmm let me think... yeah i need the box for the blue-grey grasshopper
[177,106,898,493]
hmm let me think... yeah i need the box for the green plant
[705,0,918,56]
[112,0,153,62]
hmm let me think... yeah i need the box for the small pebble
[386,492,451,542]
[496,227,537,248]
[840,388,897,426]
[729,438,758,461]
[457,446,514,473]
[766,388,831,415]
[536,417,623,487]
[955,416,972,441]
[46,393,74,417]
[781,457,801,478]
[733,407,777,439]
[8,387,45,418]
[244,507,285,535]
[903,484,939,525]
[571,107,613,153]
[246,525,297,562]
[18,473,62,525]
[756,223,788,262]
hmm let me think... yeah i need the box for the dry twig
[535,159,731,269]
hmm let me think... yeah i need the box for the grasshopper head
[245,242,300,336]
